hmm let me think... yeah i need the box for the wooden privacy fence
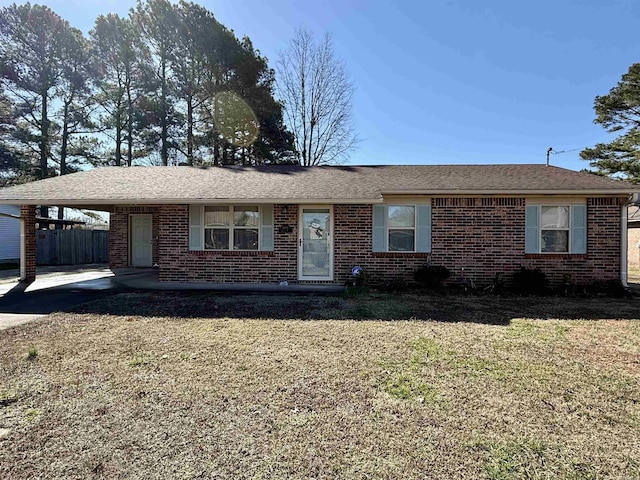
[36,230,109,265]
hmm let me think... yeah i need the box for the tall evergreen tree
[0,3,78,216]
[234,37,295,164]
[91,13,151,167]
[1,0,296,178]
[170,1,221,165]
[581,63,640,184]
[55,27,96,220]
[134,0,180,166]
[0,82,30,186]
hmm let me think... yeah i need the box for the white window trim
[539,204,571,254]
[203,205,261,251]
[387,204,417,253]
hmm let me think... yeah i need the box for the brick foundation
[108,197,625,287]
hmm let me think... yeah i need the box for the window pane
[205,228,229,249]
[234,229,258,250]
[541,206,569,229]
[234,206,259,227]
[388,206,415,228]
[541,230,568,253]
[389,229,415,251]
[204,206,229,227]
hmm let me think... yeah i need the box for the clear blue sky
[2,0,638,171]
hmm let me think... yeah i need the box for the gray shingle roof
[0,164,636,206]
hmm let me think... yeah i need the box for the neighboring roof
[0,164,636,208]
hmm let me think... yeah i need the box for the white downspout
[621,203,628,287]
[19,214,26,281]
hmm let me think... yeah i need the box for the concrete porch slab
[111,268,346,294]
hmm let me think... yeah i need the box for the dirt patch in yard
[1,292,639,479]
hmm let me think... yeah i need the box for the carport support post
[20,205,36,283]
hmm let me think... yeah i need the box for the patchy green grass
[1,292,639,479]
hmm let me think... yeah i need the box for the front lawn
[1,292,639,479]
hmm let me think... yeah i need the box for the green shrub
[26,347,38,361]
[377,276,409,293]
[512,267,548,295]
[588,279,628,298]
[414,264,450,288]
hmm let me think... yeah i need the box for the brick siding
[20,205,36,281]
[109,206,160,268]
[522,198,622,285]
[108,197,625,286]
[157,204,298,282]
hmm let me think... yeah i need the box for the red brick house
[0,164,636,287]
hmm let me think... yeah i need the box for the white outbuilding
[0,205,20,263]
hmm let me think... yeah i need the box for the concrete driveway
[0,264,346,331]
[0,265,122,331]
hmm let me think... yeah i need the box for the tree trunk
[40,87,49,218]
[187,94,193,165]
[115,106,122,167]
[126,83,133,167]
[213,135,219,166]
[160,54,168,166]
[57,101,70,226]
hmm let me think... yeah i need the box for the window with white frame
[204,205,259,250]
[540,205,570,253]
[525,203,586,255]
[372,203,431,253]
[388,205,416,251]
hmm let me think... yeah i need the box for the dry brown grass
[1,291,640,479]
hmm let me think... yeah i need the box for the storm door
[298,206,333,280]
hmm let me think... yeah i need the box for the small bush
[378,276,409,293]
[512,267,548,295]
[560,272,576,296]
[492,273,505,295]
[588,279,629,298]
[414,264,450,288]
[26,347,38,361]
[343,285,370,298]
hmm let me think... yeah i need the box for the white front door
[298,206,333,281]
[130,214,153,267]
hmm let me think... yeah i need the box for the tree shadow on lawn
[70,291,640,325]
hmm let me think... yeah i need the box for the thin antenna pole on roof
[546,147,553,166]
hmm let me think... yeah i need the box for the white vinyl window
[372,204,431,253]
[387,205,416,251]
[204,205,259,250]
[540,206,570,253]
[525,203,586,254]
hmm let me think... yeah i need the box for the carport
[5,204,113,284]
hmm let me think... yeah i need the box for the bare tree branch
[276,29,357,166]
